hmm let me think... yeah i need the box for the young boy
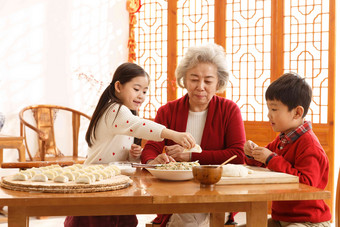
[244,72,331,227]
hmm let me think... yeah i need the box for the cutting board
[216,165,299,185]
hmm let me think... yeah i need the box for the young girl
[64,62,196,227]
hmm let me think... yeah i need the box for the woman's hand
[147,153,176,165]
[165,145,190,162]
[129,144,142,159]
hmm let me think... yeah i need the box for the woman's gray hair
[176,43,229,92]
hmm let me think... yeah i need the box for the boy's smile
[266,99,304,134]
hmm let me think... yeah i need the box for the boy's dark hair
[265,72,312,118]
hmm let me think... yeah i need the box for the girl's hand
[129,144,142,159]
[165,145,190,162]
[172,132,196,149]
[161,129,196,149]
[252,147,272,164]
[147,153,176,165]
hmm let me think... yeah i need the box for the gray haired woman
[141,43,246,226]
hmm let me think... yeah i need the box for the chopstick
[131,163,160,168]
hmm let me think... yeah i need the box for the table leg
[210,212,225,227]
[8,206,29,227]
[246,201,268,227]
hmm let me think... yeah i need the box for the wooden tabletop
[0,168,331,227]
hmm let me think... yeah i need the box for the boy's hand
[244,140,258,158]
[252,147,272,164]
[165,145,190,162]
[129,144,142,159]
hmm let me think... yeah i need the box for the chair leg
[0,148,3,164]
[18,143,26,162]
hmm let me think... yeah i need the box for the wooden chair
[0,135,26,164]
[1,105,91,168]
[336,167,340,227]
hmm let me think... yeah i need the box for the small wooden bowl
[192,165,222,187]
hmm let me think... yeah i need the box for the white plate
[147,168,193,181]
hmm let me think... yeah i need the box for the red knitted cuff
[265,153,277,165]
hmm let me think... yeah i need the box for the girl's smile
[115,75,149,111]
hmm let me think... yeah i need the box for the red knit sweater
[141,94,246,226]
[141,94,246,165]
[246,129,331,223]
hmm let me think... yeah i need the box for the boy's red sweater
[246,129,331,223]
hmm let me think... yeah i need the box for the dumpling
[92,172,103,181]
[106,165,120,175]
[30,167,42,174]
[20,170,33,178]
[54,175,69,183]
[32,174,48,182]
[54,169,64,175]
[74,164,83,169]
[63,172,75,181]
[13,173,28,181]
[103,169,115,178]
[183,144,202,153]
[76,175,92,184]
[43,170,57,180]
[65,166,77,171]
[85,173,96,182]
[95,164,105,170]
[97,170,109,179]
[73,171,81,179]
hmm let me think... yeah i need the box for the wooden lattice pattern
[136,1,168,119]
[225,0,272,122]
[134,0,330,123]
[176,0,215,98]
[283,0,329,124]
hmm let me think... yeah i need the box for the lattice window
[134,0,331,123]
[283,0,329,124]
[177,0,215,97]
[225,0,272,122]
[135,1,168,119]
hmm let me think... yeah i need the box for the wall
[0,0,129,161]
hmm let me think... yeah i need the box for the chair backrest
[336,167,340,227]
[19,105,91,161]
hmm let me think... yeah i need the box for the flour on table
[222,164,254,177]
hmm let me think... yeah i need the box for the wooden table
[0,168,331,227]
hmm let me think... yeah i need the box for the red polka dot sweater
[84,103,165,165]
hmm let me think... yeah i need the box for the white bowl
[147,168,193,181]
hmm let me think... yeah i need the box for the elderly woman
[141,43,246,226]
